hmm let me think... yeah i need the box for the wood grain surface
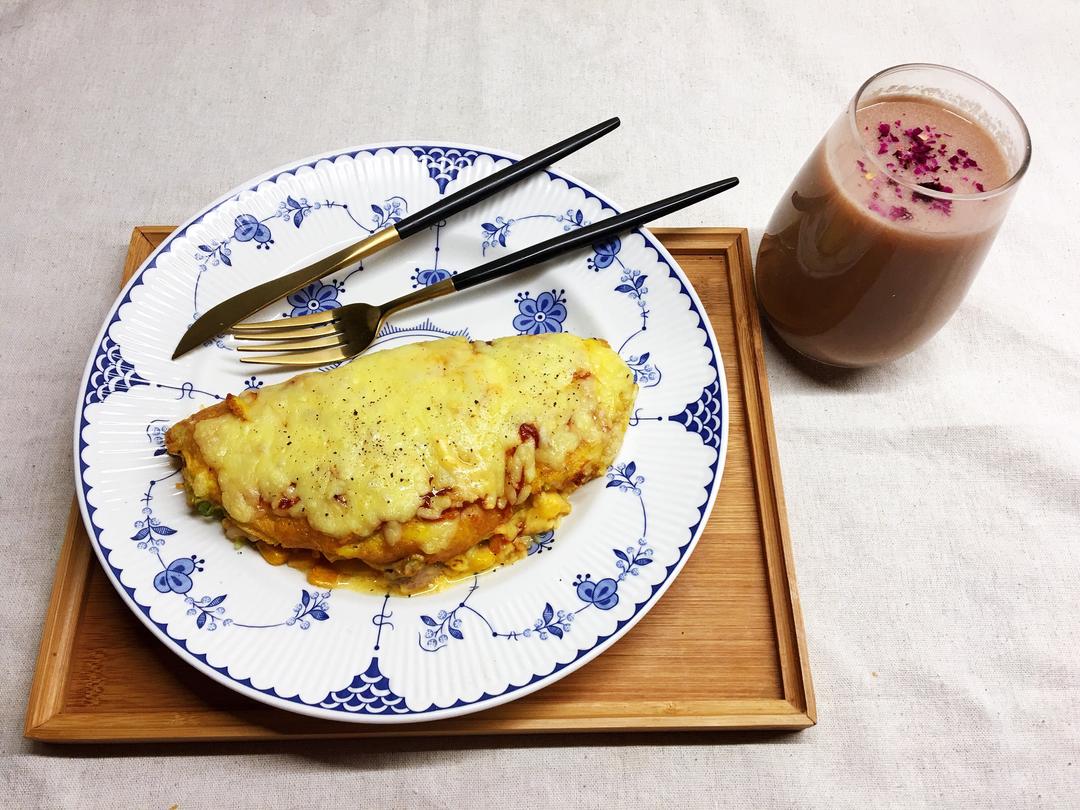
[25,226,814,742]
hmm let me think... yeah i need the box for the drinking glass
[755,64,1030,367]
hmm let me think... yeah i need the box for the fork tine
[239,344,354,366]
[236,334,348,353]
[231,321,343,341]
[231,309,340,332]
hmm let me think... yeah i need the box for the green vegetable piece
[196,500,224,519]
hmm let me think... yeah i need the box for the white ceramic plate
[74,142,728,723]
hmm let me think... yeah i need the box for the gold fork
[232,178,739,366]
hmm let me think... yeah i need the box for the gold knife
[172,118,620,359]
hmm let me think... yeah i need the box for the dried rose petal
[919,181,954,194]
[911,181,954,215]
[865,114,986,216]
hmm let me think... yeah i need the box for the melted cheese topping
[187,334,635,544]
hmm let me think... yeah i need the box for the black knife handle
[394,117,620,240]
[451,178,739,292]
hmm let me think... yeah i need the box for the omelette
[165,333,637,595]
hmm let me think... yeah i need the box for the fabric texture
[1,0,1077,806]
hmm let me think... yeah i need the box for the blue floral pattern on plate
[512,290,568,335]
[286,281,344,317]
[480,208,588,255]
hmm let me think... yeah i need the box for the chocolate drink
[756,95,1015,367]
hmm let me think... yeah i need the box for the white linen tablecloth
[2,1,1077,806]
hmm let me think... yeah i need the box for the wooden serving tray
[26,226,814,742]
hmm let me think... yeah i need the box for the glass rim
[847,62,1031,201]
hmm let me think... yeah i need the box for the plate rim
[72,140,730,723]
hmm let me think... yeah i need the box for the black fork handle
[394,117,621,239]
[451,178,740,292]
